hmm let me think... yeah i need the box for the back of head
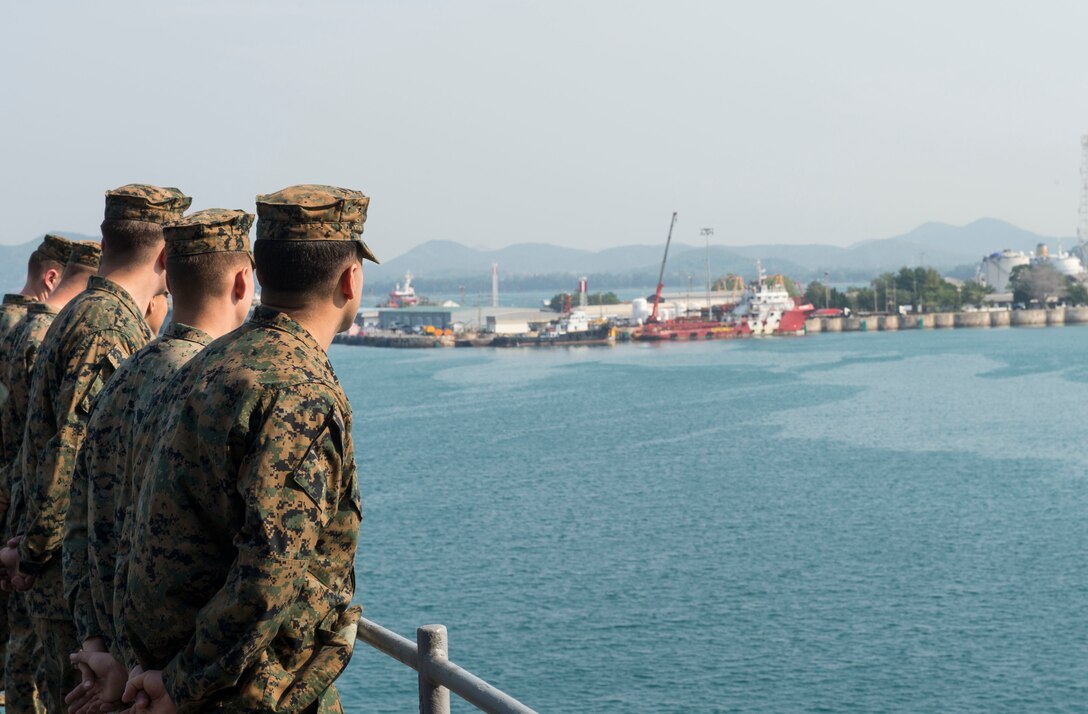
[100,184,191,266]
[253,184,378,305]
[164,208,254,305]
[27,233,73,282]
[61,240,102,285]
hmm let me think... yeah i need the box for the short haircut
[166,251,252,304]
[100,219,165,262]
[26,249,64,281]
[60,261,97,282]
[254,240,362,300]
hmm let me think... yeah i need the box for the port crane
[649,212,678,323]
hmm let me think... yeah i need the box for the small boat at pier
[491,311,616,347]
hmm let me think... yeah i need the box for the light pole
[701,228,714,319]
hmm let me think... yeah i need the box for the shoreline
[335,306,1088,349]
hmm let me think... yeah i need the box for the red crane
[648,212,678,324]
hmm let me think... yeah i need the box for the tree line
[798,265,1088,314]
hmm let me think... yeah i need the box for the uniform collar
[249,305,326,356]
[28,302,57,316]
[2,294,35,307]
[87,275,147,326]
[164,321,212,347]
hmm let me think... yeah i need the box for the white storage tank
[1043,252,1084,277]
[978,250,1029,292]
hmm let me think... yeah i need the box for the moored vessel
[379,271,420,307]
[634,212,738,342]
[636,320,741,341]
[727,263,814,335]
[491,310,616,347]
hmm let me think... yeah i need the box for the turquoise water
[333,328,1088,712]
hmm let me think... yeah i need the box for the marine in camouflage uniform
[12,186,188,712]
[123,185,377,713]
[1,240,97,714]
[0,241,94,499]
[0,234,71,341]
[0,235,75,714]
[0,235,73,469]
[64,209,254,673]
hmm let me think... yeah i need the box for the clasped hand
[0,536,35,591]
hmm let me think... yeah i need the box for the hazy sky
[2,1,1086,258]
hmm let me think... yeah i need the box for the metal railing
[356,617,538,714]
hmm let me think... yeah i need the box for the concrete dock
[805,308,1088,334]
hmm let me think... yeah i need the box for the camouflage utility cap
[39,234,74,263]
[256,184,378,263]
[104,184,191,224]
[164,208,254,258]
[67,241,102,269]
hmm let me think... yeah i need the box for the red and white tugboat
[729,263,813,336]
[381,272,420,308]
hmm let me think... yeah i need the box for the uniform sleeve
[160,387,349,710]
[0,382,7,471]
[19,331,129,574]
[65,445,102,643]
[0,460,11,532]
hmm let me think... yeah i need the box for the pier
[335,306,1088,350]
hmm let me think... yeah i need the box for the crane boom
[649,212,678,323]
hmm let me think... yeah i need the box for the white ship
[383,272,420,307]
[728,263,813,336]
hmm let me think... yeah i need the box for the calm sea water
[332,327,1088,713]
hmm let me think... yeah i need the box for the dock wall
[954,312,989,328]
[1010,310,1046,327]
[1067,307,1088,324]
[933,313,955,328]
[810,309,1088,334]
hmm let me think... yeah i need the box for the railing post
[418,624,451,714]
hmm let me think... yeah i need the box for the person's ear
[339,262,360,301]
[233,265,251,302]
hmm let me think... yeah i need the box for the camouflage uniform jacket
[65,322,211,652]
[17,276,152,620]
[0,294,34,339]
[0,294,36,470]
[0,302,59,533]
[124,307,362,713]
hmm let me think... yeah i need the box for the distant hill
[370,239,698,280]
[841,218,1055,271]
[366,218,1069,291]
[0,219,1073,295]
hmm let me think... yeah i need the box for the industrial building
[376,306,560,334]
